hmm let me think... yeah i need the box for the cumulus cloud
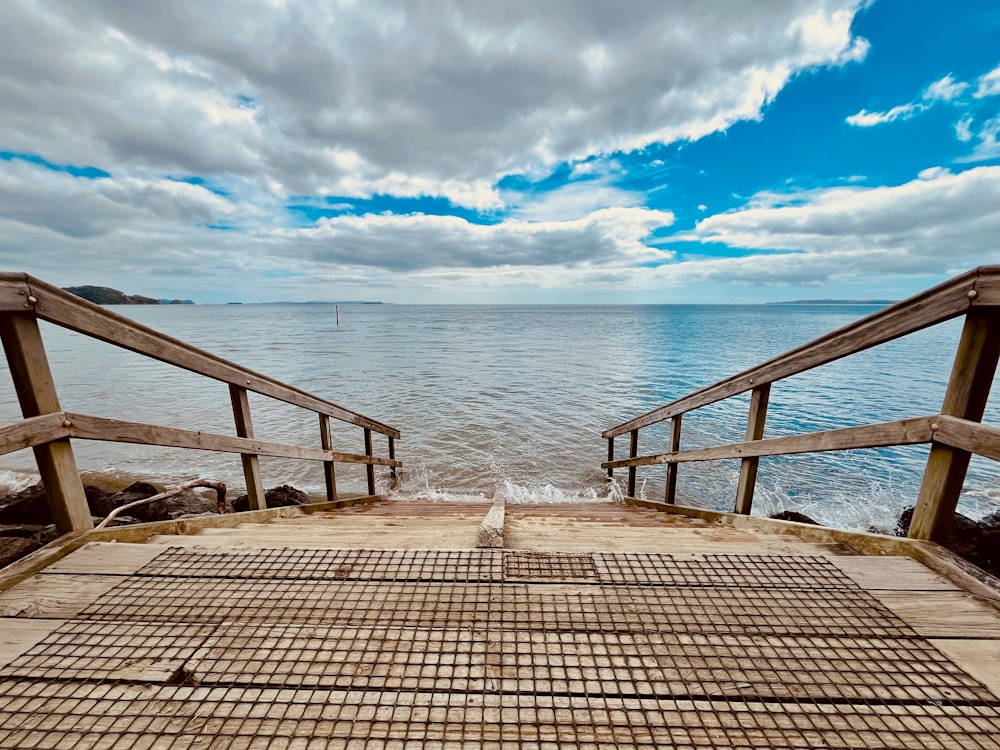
[0,0,869,207]
[675,166,1000,283]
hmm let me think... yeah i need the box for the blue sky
[0,0,998,303]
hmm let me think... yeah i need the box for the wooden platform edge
[476,499,505,548]
[0,494,386,592]
[626,496,1000,607]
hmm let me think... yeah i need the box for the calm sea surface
[1,303,997,531]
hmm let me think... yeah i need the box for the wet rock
[0,537,41,569]
[769,511,821,525]
[164,490,222,519]
[896,506,1000,578]
[232,484,310,514]
[0,484,51,525]
[85,486,116,519]
[108,481,167,523]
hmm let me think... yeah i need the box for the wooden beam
[230,384,265,511]
[0,276,34,312]
[388,436,397,479]
[364,428,375,496]
[910,308,1000,542]
[603,267,988,438]
[602,416,936,469]
[3,273,400,438]
[319,414,338,504]
[606,438,614,479]
[0,413,70,456]
[0,314,91,533]
[934,415,1000,461]
[627,429,639,497]
[734,384,770,515]
[664,415,681,504]
[972,266,1000,306]
[64,412,402,467]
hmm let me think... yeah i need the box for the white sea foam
[0,469,38,498]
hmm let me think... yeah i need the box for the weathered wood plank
[476,500,505,548]
[0,618,65,668]
[874,591,1000,638]
[663,415,681,504]
[929,639,1000,698]
[0,574,121,618]
[17,273,399,438]
[604,416,935,469]
[0,314,91,533]
[229,384,265,511]
[604,267,983,438]
[935,414,1000,461]
[972,266,1000,306]
[319,414,338,503]
[42,542,163,576]
[364,427,376,496]
[734,383,769,515]
[65,412,401,467]
[828,556,960,591]
[626,428,639,497]
[0,412,68,456]
[911,307,1000,541]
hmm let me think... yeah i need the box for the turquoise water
[0,303,996,531]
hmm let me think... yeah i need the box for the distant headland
[64,286,194,305]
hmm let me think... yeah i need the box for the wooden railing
[0,272,401,534]
[603,265,1000,544]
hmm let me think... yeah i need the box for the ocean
[0,302,997,532]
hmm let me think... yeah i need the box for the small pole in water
[335,304,339,327]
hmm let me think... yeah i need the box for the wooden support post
[735,383,771,515]
[388,436,397,478]
[664,414,682,505]
[0,314,91,533]
[364,427,376,496]
[229,384,265,510]
[319,414,338,504]
[607,438,614,478]
[627,429,639,498]
[0,315,94,534]
[910,308,1000,541]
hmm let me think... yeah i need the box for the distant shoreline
[766,299,895,306]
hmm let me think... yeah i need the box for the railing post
[229,384,266,510]
[364,428,376,496]
[910,308,1000,541]
[607,437,614,478]
[627,429,639,498]
[664,414,682,504]
[388,436,397,478]
[0,313,92,533]
[735,383,771,515]
[319,414,338,503]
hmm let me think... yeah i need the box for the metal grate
[504,551,599,581]
[2,547,999,749]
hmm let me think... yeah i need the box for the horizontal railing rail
[0,273,402,533]
[602,265,1000,544]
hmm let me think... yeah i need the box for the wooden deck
[1,499,999,748]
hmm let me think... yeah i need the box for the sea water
[0,303,996,532]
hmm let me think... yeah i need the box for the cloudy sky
[1,0,998,303]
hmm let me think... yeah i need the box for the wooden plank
[230,384,265,511]
[972,265,1000,306]
[935,415,1000,460]
[319,414,338,503]
[734,383,769,515]
[0,574,121,618]
[12,273,399,438]
[663,415,681,504]
[606,437,614,478]
[874,591,1000,638]
[929,639,1000,698]
[476,500,505,548]
[604,267,982,437]
[828,556,959,591]
[0,412,68,456]
[0,314,91,533]
[0,618,65,667]
[627,428,638,497]
[604,416,935,469]
[911,307,1000,541]
[0,275,33,311]
[43,542,163,576]
[364,428,376,496]
[66,412,401,467]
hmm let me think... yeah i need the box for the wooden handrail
[0,274,403,533]
[602,265,1000,545]
[603,265,998,439]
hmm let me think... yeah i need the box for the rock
[769,510,820,525]
[164,490,222,519]
[232,484,310,514]
[85,485,115,519]
[0,537,41,569]
[108,481,167,523]
[0,484,52,525]
[895,506,1000,579]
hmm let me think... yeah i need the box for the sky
[0,0,998,304]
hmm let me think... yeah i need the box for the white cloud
[0,0,869,207]
[676,166,1000,284]
[924,74,968,102]
[955,115,974,142]
[846,103,921,127]
[960,115,1000,162]
[974,65,1000,98]
[847,73,972,128]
